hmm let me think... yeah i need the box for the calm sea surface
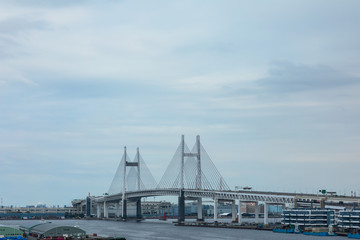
[0,219,346,240]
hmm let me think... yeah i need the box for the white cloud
[0,65,37,85]
[1,0,360,205]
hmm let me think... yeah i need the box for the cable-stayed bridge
[93,135,360,224]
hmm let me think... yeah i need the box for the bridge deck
[94,188,360,204]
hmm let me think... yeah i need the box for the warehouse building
[0,226,23,237]
[20,223,86,238]
[19,222,47,234]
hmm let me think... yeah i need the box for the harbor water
[0,219,345,240]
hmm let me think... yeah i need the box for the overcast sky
[1,0,360,206]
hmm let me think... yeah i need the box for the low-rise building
[0,206,70,220]
[282,209,335,227]
[21,223,86,238]
[0,226,23,237]
[142,201,171,216]
[338,209,360,229]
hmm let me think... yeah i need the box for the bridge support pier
[214,198,218,223]
[136,198,142,220]
[97,203,101,218]
[116,202,120,218]
[86,196,91,217]
[121,200,127,220]
[294,197,298,208]
[238,200,242,224]
[320,198,325,209]
[178,190,185,222]
[264,202,268,225]
[104,202,108,219]
[231,200,236,222]
[197,198,203,221]
[255,202,259,224]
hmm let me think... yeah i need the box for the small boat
[273,227,295,233]
[303,231,335,236]
[348,233,360,239]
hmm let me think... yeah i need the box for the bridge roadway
[96,188,360,204]
[93,188,360,225]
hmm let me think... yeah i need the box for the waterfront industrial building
[281,209,335,227]
[0,226,23,237]
[338,209,360,229]
[0,206,73,220]
[20,223,86,238]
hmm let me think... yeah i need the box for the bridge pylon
[157,134,230,222]
[107,146,157,220]
[120,146,141,220]
[157,135,230,191]
[108,146,157,194]
[179,135,203,222]
[180,135,202,190]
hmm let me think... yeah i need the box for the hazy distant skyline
[1,0,360,206]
